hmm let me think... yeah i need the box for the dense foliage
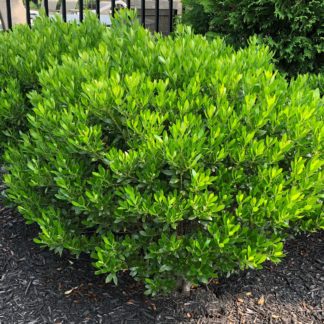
[0,14,106,156]
[182,0,323,75]
[2,12,324,295]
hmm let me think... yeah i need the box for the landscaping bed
[1,204,323,323]
[0,11,323,323]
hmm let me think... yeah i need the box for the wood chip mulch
[0,204,323,323]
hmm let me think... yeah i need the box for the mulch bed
[0,204,323,323]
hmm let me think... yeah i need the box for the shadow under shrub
[3,12,324,295]
[182,0,323,76]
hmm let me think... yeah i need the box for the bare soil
[0,205,323,323]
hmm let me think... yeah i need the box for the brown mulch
[0,204,323,323]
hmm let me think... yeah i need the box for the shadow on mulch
[0,206,323,324]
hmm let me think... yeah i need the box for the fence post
[95,0,100,18]
[141,0,145,26]
[25,0,31,26]
[169,0,173,33]
[155,0,159,32]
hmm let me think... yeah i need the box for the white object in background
[100,0,127,14]
[65,12,111,25]
[42,0,59,12]
[64,0,78,11]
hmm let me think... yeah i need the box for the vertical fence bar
[61,0,67,22]
[6,0,12,29]
[127,0,130,9]
[111,0,115,17]
[79,0,84,22]
[96,0,100,18]
[141,0,145,26]
[169,0,173,33]
[44,0,49,16]
[155,0,159,32]
[25,0,31,26]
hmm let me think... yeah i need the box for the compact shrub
[0,14,106,156]
[182,0,324,75]
[4,12,324,295]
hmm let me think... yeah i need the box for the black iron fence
[0,0,180,34]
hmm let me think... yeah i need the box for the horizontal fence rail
[0,0,181,34]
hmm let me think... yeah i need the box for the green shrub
[0,14,106,156]
[308,73,324,95]
[4,12,324,295]
[182,0,323,75]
